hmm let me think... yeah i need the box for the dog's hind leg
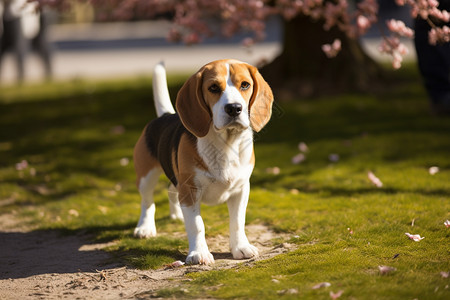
[134,168,162,238]
[168,184,184,221]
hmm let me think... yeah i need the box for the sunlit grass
[1,66,449,299]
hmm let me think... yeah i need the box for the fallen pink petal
[265,167,281,175]
[120,157,130,166]
[445,220,450,228]
[292,153,306,165]
[378,265,397,275]
[328,154,340,162]
[298,142,309,153]
[278,288,298,295]
[312,282,331,289]
[405,232,425,242]
[15,160,29,171]
[368,171,383,188]
[330,290,344,299]
[429,166,439,175]
[165,260,185,269]
[440,271,449,278]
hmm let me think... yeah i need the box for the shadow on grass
[0,220,188,279]
[0,229,121,279]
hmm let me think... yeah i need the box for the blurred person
[0,0,52,83]
[414,0,450,115]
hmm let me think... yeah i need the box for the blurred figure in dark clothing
[0,0,53,83]
[414,0,450,115]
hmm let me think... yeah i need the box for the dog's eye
[240,81,251,91]
[208,84,221,94]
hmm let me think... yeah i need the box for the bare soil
[0,212,293,299]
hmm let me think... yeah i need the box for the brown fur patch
[175,134,207,206]
[133,127,161,187]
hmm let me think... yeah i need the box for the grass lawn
[1,66,449,299]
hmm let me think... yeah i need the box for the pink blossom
[428,26,450,45]
[322,39,342,58]
[357,15,370,29]
[444,220,450,228]
[378,36,409,69]
[386,19,414,38]
[397,43,409,56]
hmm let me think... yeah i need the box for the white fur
[193,127,257,260]
[182,201,214,265]
[196,127,254,205]
[153,62,175,117]
[168,184,184,221]
[227,182,259,259]
[134,168,162,238]
[212,64,250,131]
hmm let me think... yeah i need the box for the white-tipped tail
[153,62,175,117]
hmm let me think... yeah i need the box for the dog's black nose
[224,103,242,117]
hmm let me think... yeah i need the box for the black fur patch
[144,113,195,186]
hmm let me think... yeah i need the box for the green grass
[1,66,449,299]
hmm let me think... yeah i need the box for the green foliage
[1,67,449,298]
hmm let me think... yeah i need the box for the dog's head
[176,59,274,137]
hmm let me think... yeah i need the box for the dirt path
[0,212,293,299]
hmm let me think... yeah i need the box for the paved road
[0,17,416,85]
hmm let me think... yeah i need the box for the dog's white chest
[195,130,254,205]
[195,163,253,205]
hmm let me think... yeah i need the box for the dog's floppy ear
[176,69,212,137]
[248,65,274,132]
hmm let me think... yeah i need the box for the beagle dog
[133,59,274,265]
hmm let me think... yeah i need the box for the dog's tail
[153,62,176,117]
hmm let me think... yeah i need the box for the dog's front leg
[227,182,259,259]
[181,200,214,265]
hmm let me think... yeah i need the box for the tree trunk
[260,15,384,98]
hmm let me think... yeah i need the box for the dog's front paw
[231,243,259,260]
[186,250,215,265]
[133,226,157,238]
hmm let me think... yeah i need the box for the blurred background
[0,0,415,85]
